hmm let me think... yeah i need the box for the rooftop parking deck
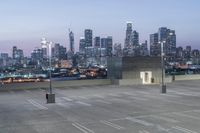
[1,80,200,133]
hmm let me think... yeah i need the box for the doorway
[140,71,152,84]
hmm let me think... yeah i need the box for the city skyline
[0,0,200,55]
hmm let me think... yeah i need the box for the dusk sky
[0,0,200,56]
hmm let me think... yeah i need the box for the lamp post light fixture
[160,41,166,93]
[41,38,55,103]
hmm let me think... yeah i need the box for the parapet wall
[174,74,200,81]
[0,79,112,91]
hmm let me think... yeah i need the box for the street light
[41,38,55,103]
[160,41,167,93]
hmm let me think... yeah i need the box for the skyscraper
[131,30,140,56]
[124,22,133,56]
[53,43,67,60]
[124,22,133,48]
[140,40,148,56]
[150,33,160,56]
[69,29,75,54]
[12,46,24,65]
[94,36,101,57]
[84,29,93,47]
[94,36,101,48]
[106,36,113,57]
[158,27,176,56]
[79,37,85,54]
[150,27,176,60]
[113,43,122,57]
[100,38,107,57]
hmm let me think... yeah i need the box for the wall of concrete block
[0,79,112,91]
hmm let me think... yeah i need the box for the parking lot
[1,80,200,133]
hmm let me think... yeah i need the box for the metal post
[41,38,55,103]
[49,42,52,94]
[161,41,166,93]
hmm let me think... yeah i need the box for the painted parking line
[172,126,198,133]
[161,93,181,98]
[108,93,121,97]
[126,117,154,127]
[169,90,199,97]
[72,122,95,133]
[77,96,89,100]
[93,95,105,99]
[172,112,200,120]
[150,115,179,123]
[27,99,48,110]
[95,99,112,104]
[130,97,148,101]
[56,102,71,108]
[75,101,92,107]
[100,120,125,130]
[62,97,73,102]
[139,130,150,133]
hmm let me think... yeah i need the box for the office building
[131,30,140,56]
[53,43,67,60]
[150,33,160,56]
[158,27,176,56]
[79,37,85,54]
[84,29,93,47]
[140,41,149,56]
[113,43,122,57]
[69,29,75,54]
[124,22,133,56]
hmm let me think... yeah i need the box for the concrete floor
[1,80,200,133]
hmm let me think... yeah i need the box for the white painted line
[156,125,170,132]
[96,99,112,104]
[93,95,105,99]
[78,96,89,100]
[56,102,71,108]
[76,101,91,106]
[72,122,95,133]
[139,130,150,133]
[108,93,120,97]
[100,120,125,130]
[150,115,179,123]
[161,94,181,98]
[172,112,200,120]
[169,91,199,97]
[62,97,73,102]
[27,99,48,110]
[130,97,148,101]
[126,117,154,126]
[172,126,198,133]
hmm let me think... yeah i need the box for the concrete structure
[108,57,162,85]
[1,80,200,132]
[0,79,112,91]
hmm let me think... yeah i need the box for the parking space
[1,80,200,132]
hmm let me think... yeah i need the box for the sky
[0,0,200,56]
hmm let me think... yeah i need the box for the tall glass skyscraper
[69,29,75,54]
[150,27,176,60]
[124,22,133,49]
[84,29,93,47]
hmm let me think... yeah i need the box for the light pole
[160,41,166,93]
[41,38,55,103]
